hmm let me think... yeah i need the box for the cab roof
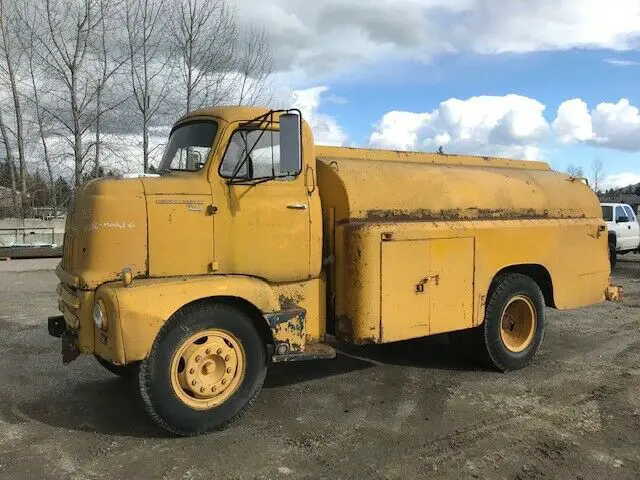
[177,106,273,125]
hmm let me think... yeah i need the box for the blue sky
[322,49,640,173]
[235,0,640,188]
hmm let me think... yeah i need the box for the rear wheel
[471,273,545,371]
[138,302,267,436]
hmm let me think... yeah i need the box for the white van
[601,203,640,254]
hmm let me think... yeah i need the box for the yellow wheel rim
[170,329,246,410]
[499,295,537,353]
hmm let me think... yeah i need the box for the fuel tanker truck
[47,107,613,436]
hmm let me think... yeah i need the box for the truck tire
[137,302,267,437]
[95,355,134,377]
[609,242,617,270]
[476,273,546,372]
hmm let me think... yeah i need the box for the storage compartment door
[380,240,430,342]
[428,237,474,335]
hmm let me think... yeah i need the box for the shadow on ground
[14,334,481,438]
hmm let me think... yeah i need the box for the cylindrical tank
[316,146,600,224]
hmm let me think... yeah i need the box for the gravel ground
[0,257,638,480]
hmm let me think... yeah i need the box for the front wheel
[477,273,546,372]
[138,302,267,436]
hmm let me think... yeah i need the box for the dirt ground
[0,258,638,480]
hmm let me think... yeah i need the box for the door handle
[287,203,307,210]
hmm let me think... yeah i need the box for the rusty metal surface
[606,285,624,301]
[264,307,306,354]
[271,342,336,362]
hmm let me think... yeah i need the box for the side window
[602,206,613,221]
[220,129,297,181]
[615,206,628,222]
[624,205,636,221]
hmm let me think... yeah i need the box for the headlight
[93,300,107,330]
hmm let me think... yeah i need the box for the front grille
[62,232,70,269]
[57,282,81,329]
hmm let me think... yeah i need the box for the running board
[272,343,336,363]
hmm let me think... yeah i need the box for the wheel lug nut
[206,348,211,354]
[189,368,195,374]
[191,380,197,386]
[217,348,222,355]
[195,355,202,362]
[211,387,216,392]
[200,387,205,393]
[221,378,227,385]
[226,367,232,373]
[224,355,230,361]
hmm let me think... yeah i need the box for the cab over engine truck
[48,107,612,436]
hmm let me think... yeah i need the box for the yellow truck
[48,107,612,436]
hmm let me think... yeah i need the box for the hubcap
[499,295,537,353]
[170,329,245,410]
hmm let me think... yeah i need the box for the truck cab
[601,202,640,257]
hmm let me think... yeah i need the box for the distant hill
[599,183,640,210]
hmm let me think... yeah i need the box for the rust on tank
[355,207,555,223]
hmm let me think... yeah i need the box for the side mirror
[617,215,629,223]
[280,112,302,175]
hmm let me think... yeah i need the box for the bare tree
[566,164,584,178]
[0,0,27,215]
[172,0,237,113]
[0,108,19,215]
[235,26,274,106]
[125,0,173,172]
[92,0,131,176]
[17,8,58,209]
[591,156,605,193]
[26,0,130,186]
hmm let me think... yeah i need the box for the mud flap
[61,331,80,364]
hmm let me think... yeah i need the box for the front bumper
[50,264,98,364]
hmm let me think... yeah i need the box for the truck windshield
[602,206,613,221]
[158,121,218,172]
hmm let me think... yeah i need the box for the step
[272,343,336,363]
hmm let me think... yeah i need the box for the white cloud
[369,111,431,151]
[604,58,640,67]
[552,98,594,144]
[291,86,348,146]
[553,98,640,151]
[369,94,549,160]
[603,172,640,189]
[233,0,640,80]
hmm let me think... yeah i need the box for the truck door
[213,127,311,281]
[623,205,640,251]
[615,205,634,251]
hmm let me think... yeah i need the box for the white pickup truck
[602,202,640,268]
